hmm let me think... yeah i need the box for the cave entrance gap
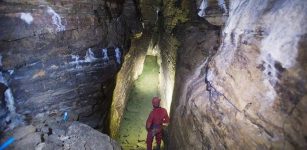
[117,55,160,149]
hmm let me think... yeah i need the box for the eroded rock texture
[109,0,180,137]
[169,0,307,149]
[196,0,229,26]
[0,0,141,132]
[110,29,151,137]
[169,20,220,150]
[65,122,121,150]
[0,121,120,150]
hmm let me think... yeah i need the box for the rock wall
[1,121,121,150]
[168,20,220,149]
[109,0,162,138]
[109,0,174,137]
[109,30,151,138]
[0,0,141,132]
[169,0,307,149]
[155,0,191,112]
[196,0,229,25]
[156,33,178,113]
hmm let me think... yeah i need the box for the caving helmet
[152,97,161,107]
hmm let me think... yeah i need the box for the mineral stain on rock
[20,13,34,25]
[32,70,46,79]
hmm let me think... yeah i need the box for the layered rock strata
[0,0,141,132]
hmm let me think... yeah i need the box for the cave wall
[168,21,220,150]
[109,30,151,137]
[169,0,307,149]
[195,0,229,25]
[154,0,191,112]
[109,0,160,138]
[156,33,178,112]
[110,0,176,137]
[0,0,141,131]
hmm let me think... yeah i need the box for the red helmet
[152,97,161,107]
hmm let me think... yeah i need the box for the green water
[118,56,160,150]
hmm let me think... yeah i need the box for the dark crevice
[40,134,45,142]
[48,128,53,136]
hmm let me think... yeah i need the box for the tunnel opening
[109,0,178,138]
[117,55,160,149]
[108,33,177,148]
[109,30,177,143]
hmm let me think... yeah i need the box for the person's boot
[156,145,160,150]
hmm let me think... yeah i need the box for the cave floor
[117,56,160,150]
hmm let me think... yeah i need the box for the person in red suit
[146,97,170,150]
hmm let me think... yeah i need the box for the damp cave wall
[109,29,151,138]
[109,0,184,137]
[156,0,227,113]
[0,0,142,132]
[109,0,165,137]
[168,0,307,149]
[154,0,189,113]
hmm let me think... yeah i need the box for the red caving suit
[146,107,169,150]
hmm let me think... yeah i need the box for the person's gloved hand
[162,123,169,128]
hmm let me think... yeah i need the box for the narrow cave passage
[117,55,160,149]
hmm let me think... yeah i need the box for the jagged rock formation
[169,0,307,149]
[168,20,220,150]
[1,121,120,150]
[0,0,141,132]
[65,122,121,150]
[196,0,229,25]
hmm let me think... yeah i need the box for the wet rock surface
[169,0,307,149]
[110,0,187,138]
[0,0,142,131]
[65,122,121,150]
[109,0,160,138]
[117,56,160,150]
[168,20,220,150]
[109,30,151,138]
[1,119,120,150]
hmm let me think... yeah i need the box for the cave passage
[117,55,160,150]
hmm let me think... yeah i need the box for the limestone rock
[35,143,46,150]
[168,20,220,150]
[46,134,63,146]
[0,0,141,131]
[109,28,152,137]
[14,132,42,150]
[64,122,121,150]
[196,0,229,26]
[2,120,120,150]
[169,0,307,149]
[12,125,36,140]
